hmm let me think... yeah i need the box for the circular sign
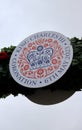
[9,31,73,88]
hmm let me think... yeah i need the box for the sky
[0,0,82,130]
[0,0,82,49]
[0,92,82,130]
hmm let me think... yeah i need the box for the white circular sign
[9,31,73,88]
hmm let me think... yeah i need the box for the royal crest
[27,45,53,70]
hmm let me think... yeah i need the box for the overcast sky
[0,0,82,130]
[0,0,82,49]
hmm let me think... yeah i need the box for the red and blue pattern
[18,38,63,79]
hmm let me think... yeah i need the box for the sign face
[9,31,73,88]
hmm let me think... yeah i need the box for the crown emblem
[27,45,53,70]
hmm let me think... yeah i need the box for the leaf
[72,59,79,66]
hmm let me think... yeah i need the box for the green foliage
[1,45,16,56]
[71,37,82,69]
[0,45,16,79]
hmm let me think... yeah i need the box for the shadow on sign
[27,89,75,105]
